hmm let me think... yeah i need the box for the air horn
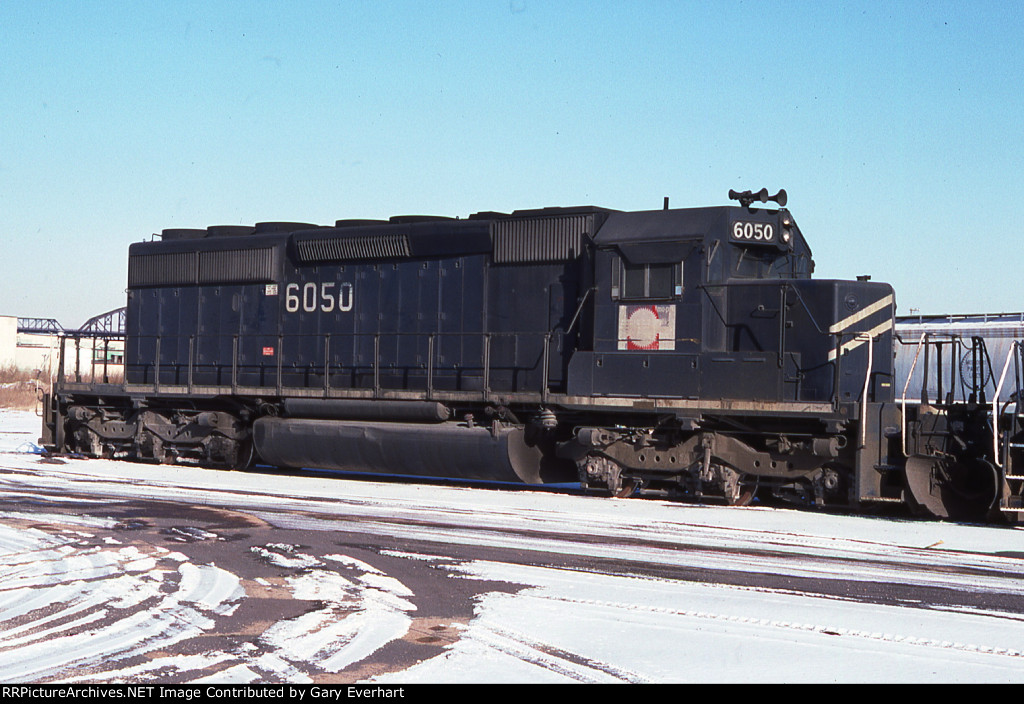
[728,188,787,208]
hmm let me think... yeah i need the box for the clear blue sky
[2,0,1022,327]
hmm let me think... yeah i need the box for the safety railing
[992,340,1023,469]
[897,333,992,402]
[703,280,888,408]
[858,332,874,448]
[109,330,569,402]
[53,333,126,386]
[897,333,1002,458]
[897,333,927,458]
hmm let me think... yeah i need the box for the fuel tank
[252,418,573,484]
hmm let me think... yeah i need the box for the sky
[2,0,1023,327]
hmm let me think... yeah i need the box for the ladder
[993,340,1024,519]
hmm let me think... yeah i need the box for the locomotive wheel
[614,478,638,498]
[905,455,999,521]
[233,439,256,471]
[717,466,756,506]
[728,479,757,507]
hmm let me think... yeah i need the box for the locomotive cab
[566,197,887,405]
[561,191,900,508]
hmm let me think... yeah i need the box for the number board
[731,220,777,245]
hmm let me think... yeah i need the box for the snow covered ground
[2,409,1024,683]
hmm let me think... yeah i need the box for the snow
[0,517,243,681]
[392,560,1024,683]
[260,568,416,674]
[2,408,1024,682]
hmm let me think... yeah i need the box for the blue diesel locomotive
[43,190,1024,521]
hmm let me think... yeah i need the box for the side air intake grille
[128,252,198,287]
[129,248,278,287]
[199,247,276,283]
[492,214,592,263]
[293,233,411,263]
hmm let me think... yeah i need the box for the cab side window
[613,259,681,300]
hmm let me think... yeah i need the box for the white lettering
[284,280,355,315]
[339,282,354,312]
[285,283,300,312]
[320,282,336,312]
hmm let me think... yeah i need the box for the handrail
[427,334,435,399]
[276,334,284,396]
[992,340,1021,469]
[564,287,594,335]
[699,281,832,336]
[187,335,194,394]
[231,335,239,393]
[483,333,491,396]
[323,334,331,394]
[542,333,551,403]
[119,330,567,400]
[373,334,380,398]
[900,334,997,407]
[859,331,874,448]
[899,332,927,457]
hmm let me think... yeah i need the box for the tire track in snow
[0,518,244,681]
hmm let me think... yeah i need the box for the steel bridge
[17,308,125,338]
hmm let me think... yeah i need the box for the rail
[898,333,995,406]
[699,282,832,338]
[859,331,874,448]
[54,301,888,411]
[63,327,780,403]
[896,333,1009,459]
[703,280,885,409]
[992,340,1023,469]
[77,330,569,402]
[53,333,126,386]
[898,333,927,458]
[897,333,977,454]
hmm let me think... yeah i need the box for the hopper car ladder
[993,340,1024,519]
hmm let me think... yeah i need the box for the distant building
[1,314,123,382]
[0,316,16,368]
